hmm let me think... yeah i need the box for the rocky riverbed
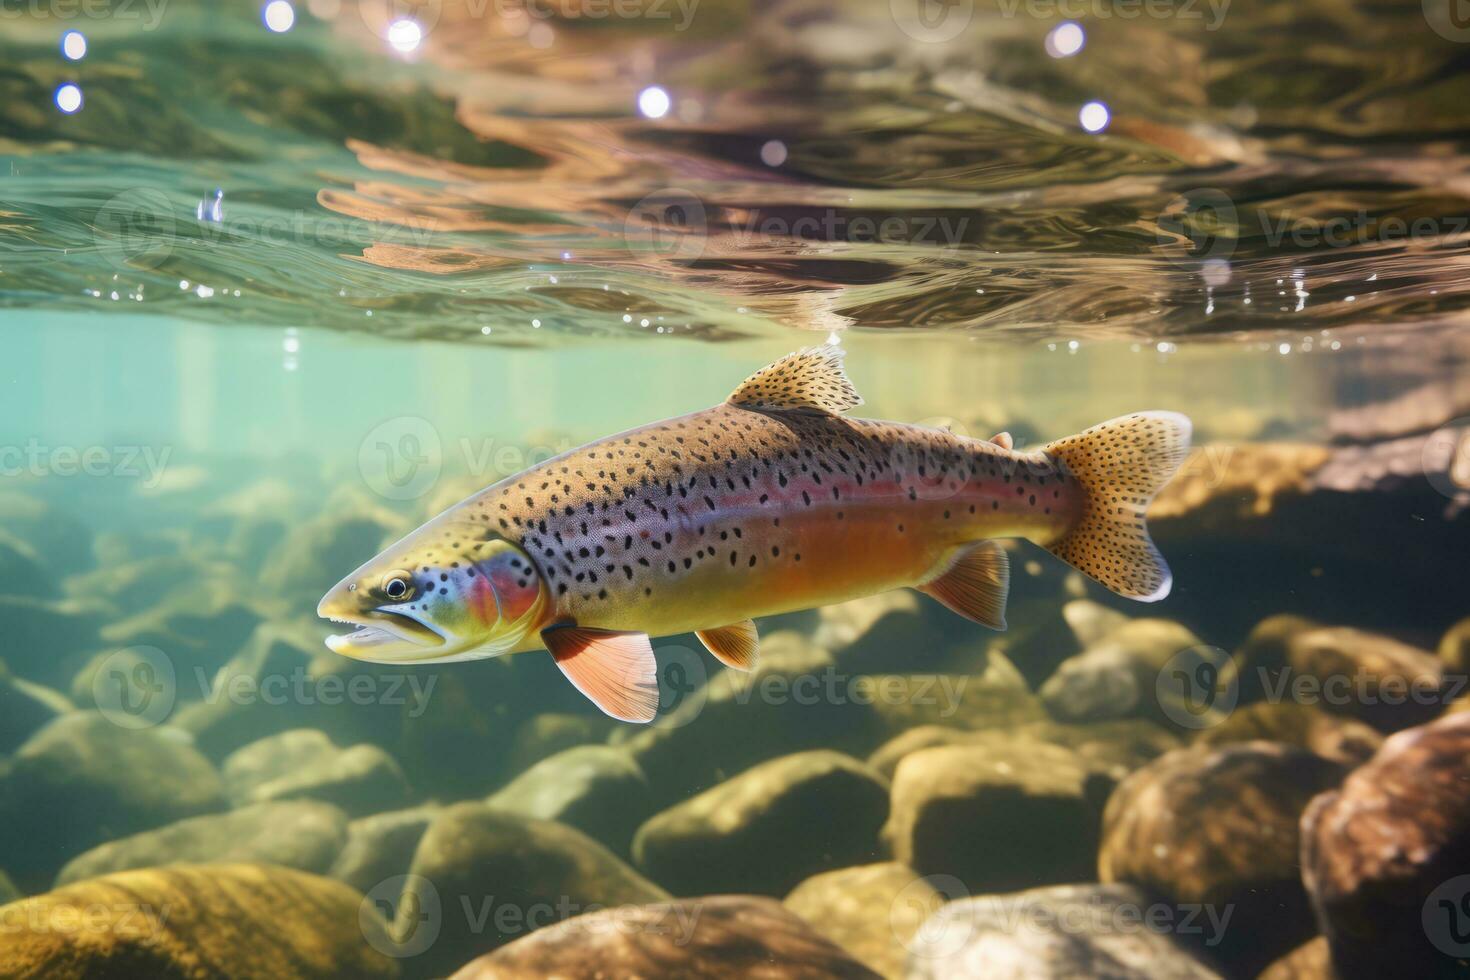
[0,438,1466,979]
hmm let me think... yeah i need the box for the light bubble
[263,0,295,32]
[1044,21,1084,58]
[54,83,83,114]
[387,18,422,52]
[61,30,87,60]
[638,86,671,119]
[1079,101,1109,133]
[760,140,787,167]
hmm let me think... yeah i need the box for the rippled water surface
[5,0,1470,347]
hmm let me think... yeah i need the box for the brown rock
[633,751,889,897]
[1301,714,1470,979]
[1194,701,1383,768]
[883,741,1095,893]
[0,863,398,979]
[448,895,880,979]
[386,803,668,977]
[1099,743,1343,975]
[1283,626,1444,731]
[1256,938,1335,980]
[784,862,939,978]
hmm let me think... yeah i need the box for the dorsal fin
[726,345,862,415]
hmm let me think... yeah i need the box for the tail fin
[1042,412,1192,602]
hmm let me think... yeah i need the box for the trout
[318,346,1191,722]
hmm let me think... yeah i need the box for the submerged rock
[0,595,104,686]
[905,883,1225,979]
[813,590,952,673]
[1440,616,1470,675]
[1301,714,1470,979]
[449,895,880,979]
[171,619,348,759]
[1281,626,1445,731]
[633,750,889,897]
[0,663,71,754]
[99,575,267,676]
[784,861,940,978]
[1232,613,1322,701]
[505,712,614,773]
[330,804,441,896]
[0,492,93,576]
[1193,701,1383,767]
[883,741,1095,893]
[1038,618,1210,729]
[390,803,668,976]
[0,864,398,978]
[487,746,650,856]
[621,633,1037,808]
[55,800,349,885]
[1098,742,1343,975]
[1062,598,1130,649]
[0,712,224,886]
[867,719,1178,786]
[222,729,410,816]
[1257,938,1335,980]
[0,528,56,599]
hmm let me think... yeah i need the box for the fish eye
[381,572,412,600]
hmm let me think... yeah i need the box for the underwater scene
[3,0,1470,977]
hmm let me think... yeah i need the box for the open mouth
[322,608,446,658]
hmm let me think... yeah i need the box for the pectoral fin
[696,620,759,671]
[542,625,659,723]
[917,541,1010,630]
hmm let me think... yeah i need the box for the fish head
[317,521,547,663]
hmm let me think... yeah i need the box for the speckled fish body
[480,406,1080,645]
[319,346,1190,723]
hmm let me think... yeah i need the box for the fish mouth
[321,608,446,661]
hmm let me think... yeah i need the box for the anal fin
[917,541,1010,630]
[542,625,659,723]
[696,620,759,671]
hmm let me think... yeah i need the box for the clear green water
[1,1,1469,978]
